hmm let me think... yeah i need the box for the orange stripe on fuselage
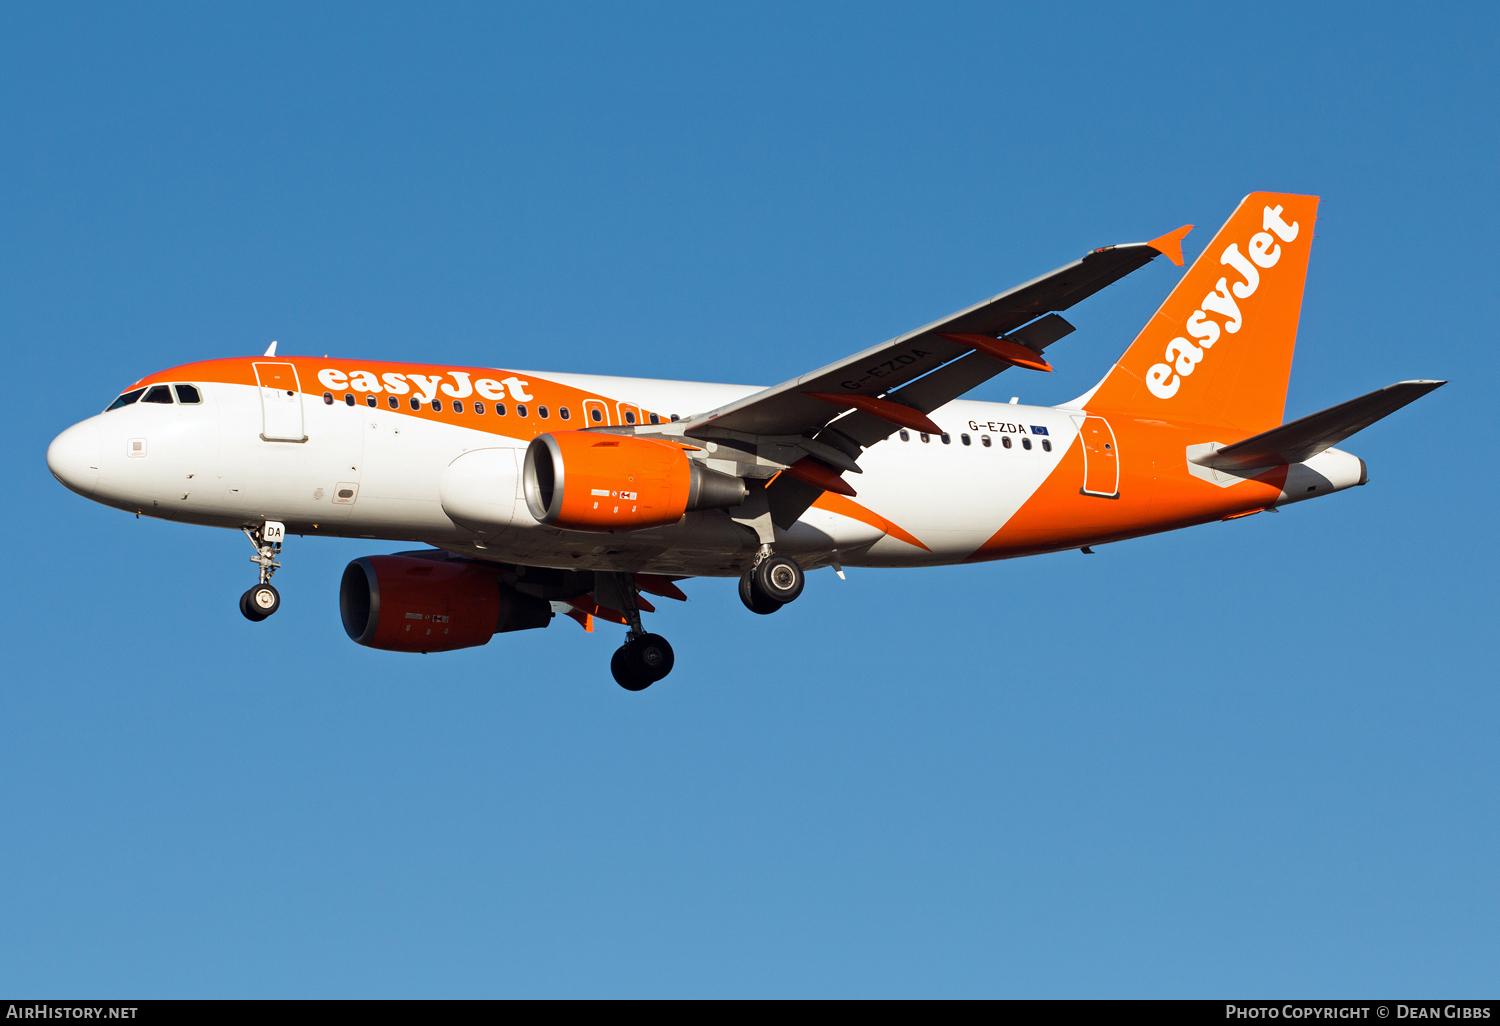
[964,416,1289,562]
[812,491,931,552]
[129,356,668,441]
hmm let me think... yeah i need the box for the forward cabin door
[1078,415,1119,498]
[254,362,306,442]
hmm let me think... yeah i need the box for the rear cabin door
[1079,415,1119,498]
[254,362,305,442]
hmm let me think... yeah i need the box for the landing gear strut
[608,572,675,691]
[739,548,805,615]
[240,521,284,623]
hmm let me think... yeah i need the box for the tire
[753,556,804,604]
[630,633,675,681]
[739,571,783,615]
[612,634,675,690]
[611,646,653,691]
[247,583,280,619]
[240,588,269,622]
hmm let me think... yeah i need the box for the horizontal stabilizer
[1191,380,1446,472]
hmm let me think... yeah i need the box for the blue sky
[2,2,1495,997]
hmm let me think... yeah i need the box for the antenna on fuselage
[264,340,278,357]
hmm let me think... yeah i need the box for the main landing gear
[609,572,675,692]
[240,521,285,623]
[738,548,805,615]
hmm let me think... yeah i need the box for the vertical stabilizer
[1086,192,1319,432]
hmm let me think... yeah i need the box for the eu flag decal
[1030,425,1049,436]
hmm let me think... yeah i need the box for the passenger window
[649,413,659,424]
[409,397,421,411]
[495,403,507,416]
[538,405,549,419]
[142,385,174,404]
[590,407,603,422]
[323,392,334,405]
[366,395,377,408]
[474,401,485,415]
[1022,436,1032,450]
[516,404,527,417]
[560,407,571,420]
[940,433,951,444]
[670,414,680,422]
[453,401,464,413]
[344,393,355,406]
[899,430,910,441]
[624,411,636,424]
[174,384,202,404]
[1002,435,1012,448]
[105,388,146,412]
[961,433,971,446]
[431,400,442,412]
[388,395,399,409]
[1042,438,1052,452]
[920,432,930,443]
[981,435,991,447]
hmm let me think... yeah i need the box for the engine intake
[523,432,746,532]
[340,554,551,653]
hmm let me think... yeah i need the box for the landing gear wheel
[611,633,675,691]
[755,556,804,603]
[739,571,783,615]
[241,583,280,622]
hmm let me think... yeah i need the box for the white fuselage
[47,367,1365,577]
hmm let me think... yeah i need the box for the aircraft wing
[1191,380,1447,472]
[684,231,1187,442]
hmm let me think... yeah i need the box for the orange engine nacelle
[339,555,551,653]
[523,432,746,532]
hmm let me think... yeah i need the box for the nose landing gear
[240,521,285,622]
[739,548,805,615]
[607,572,675,691]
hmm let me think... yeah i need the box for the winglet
[264,340,278,357]
[1146,224,1193,267]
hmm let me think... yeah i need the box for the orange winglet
[635,573,688,602]
[565,607,595,632]
[937,334,1052,372]
[1147,223,1193,267]
[786,456,857,497]
[804,392,942,436]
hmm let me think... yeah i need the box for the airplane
[46,192,1444,690]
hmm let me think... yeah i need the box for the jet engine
[340,554,551,653]
[523,432,747,531]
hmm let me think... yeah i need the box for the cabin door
[254,362,306,442]
[1079,415,1119,498]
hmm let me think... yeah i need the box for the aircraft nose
[47,419,102,497]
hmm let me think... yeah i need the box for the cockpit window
[105,388,146,412]
[141,385,174,404]
[174,384,202,404]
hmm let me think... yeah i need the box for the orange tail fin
[1086,192,1319,433]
